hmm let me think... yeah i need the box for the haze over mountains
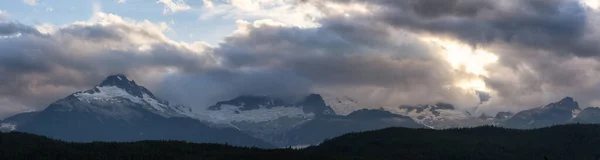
[2,75,600,148]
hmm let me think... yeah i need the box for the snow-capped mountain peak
[97,74,157,99]
[391,103,485,129]
[199,94,336,124]
[65,74,194,118]
[322,95,361,116]
[502,97,582,129]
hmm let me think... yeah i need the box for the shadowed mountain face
[204,95,421,147]
[502,97,581,129]
[394,103,492,129]
[208,94,335,116]
[2,75,274,148]
[282,109,425,146]
[572,107,600,124]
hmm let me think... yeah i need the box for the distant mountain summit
[198,94,425,147]
[321,96,361,116]
[2,74,273,148]
[198,93,338,146]
[56,74,195,118]
[97,74,157,99]
[573,107,600,123]
[502,97,581,129]
[392,103,489,129]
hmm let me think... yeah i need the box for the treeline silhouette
[4,124,600,160]
[0,132,335,160]
[309,124,600,160]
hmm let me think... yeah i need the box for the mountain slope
[322,96,361,116]
[282,109,425,146]
[392,103,491,129]
[5,75,273,148]
[572,107,600,123]
[196,94,338,147]
[502,97,580,129]
[199,94,333,124]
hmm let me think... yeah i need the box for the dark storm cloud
[294,0,600,112]
[4,0,600,118]
[310,0,596,57]
[0,22,41,36]
[160,18,482,109]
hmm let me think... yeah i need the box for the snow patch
[75,86,143,104]
[143,93,166,112]
[74,86,192,117]
[572,109,581,118]
[322,96,361,116]
[196,104,314,124]
[392,105,470,122]
[0,123,16,132]
[389,105,475,129]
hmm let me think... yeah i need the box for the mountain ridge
[2,74,274,148]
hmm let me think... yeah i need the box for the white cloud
[0,10,7,20]
[157,0,191,15]
[583,0,600,10]
[200,0,322,28]
[117,0,127,4]
[203,0,214,8]
[23,0,37,6]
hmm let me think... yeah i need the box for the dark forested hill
[309,124,600,160]
[4,124,600,160]
[0,132,335,160]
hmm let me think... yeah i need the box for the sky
[1,0,600,118]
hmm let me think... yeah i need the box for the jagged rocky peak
[298,94,335,115]
[558,97,578,108]
[92,74,156,99]
[545,97,579,110]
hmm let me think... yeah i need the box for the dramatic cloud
[3,0,600,118]
[0,13,212,117]
[162,18,484,110]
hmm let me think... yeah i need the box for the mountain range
[2,74,600,148]
[0,75,425,147]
